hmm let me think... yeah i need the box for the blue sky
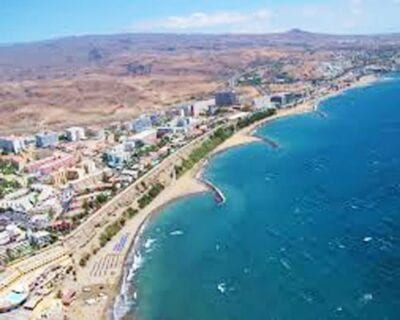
[1,0,400,44]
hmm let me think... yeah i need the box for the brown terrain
[1,30,400,134]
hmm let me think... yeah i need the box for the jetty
[200,178,226,204]
[315,109,328,118]
[260,136,280,149]
[252,132,280,149]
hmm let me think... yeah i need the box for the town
[0,52,398,319]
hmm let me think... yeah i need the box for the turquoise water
[115,76,400,320]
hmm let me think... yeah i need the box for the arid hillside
[1,30,399,134]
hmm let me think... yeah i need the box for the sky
[1,0,400,44]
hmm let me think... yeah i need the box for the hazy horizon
[2,28,400,47]
[1,0,400,44]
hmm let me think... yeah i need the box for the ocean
[114,75,400,320]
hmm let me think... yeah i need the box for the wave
[217,282,226,294]
[170,230,184,236]
[143,238,157,253]
[111,220,151,320]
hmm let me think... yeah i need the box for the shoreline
[107,162,210,320]
[212,74,379,156]
[104,73,379,320]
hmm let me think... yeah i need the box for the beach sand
[91,100,317,320]
[213,99,315,155]
[67,163,209,320]
[74,74,379,320]
[214,74,378,155]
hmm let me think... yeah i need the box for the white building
[66,127,86,142]
[131,129,157,145]
[0,231,10,246]
[29,231,51,246]
[0,136,26,154]
[252,96,272,110]
[191,99,215,117]
[105,145,130,168]
[30,214,50,230]
[0,185,62,214]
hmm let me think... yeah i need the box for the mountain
[0,31,399,134]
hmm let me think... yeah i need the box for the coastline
[101,74,379,320]
[105,162,210,320]
[212,74,378,156]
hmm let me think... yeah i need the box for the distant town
[0,48,398,319]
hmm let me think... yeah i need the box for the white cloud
[129,1,400,35]
[133,9,272,33]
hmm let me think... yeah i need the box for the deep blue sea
[115,76,400,320]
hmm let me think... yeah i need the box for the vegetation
[125,207,139,218]
[238,72,263,86]
[79,252,91,267]
[0,160,18,175]
[174,109,276,178]
[82,199,90,214]
[136,144,159,157]
[157,136,171,148]
[138,183,165,209]
[236,108,276,129]
[98,207,139,247]
[0,178,21,199]
[94,109,276,252]
[72,210,90,224]
[95,193,109,206]
[175,126,234,177]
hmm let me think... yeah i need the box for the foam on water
[169,230,184,236]
[143,238,157,253]
[111,219,150,319]
[217,282,226,294]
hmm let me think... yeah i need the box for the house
[190,99,215,117]
[150,113,163,126]
[157,127,175,138]
[30,214,50,230]
[129,115,152,133]
[66,127,86,142]
[270,93,303,109]
[86,127,105,140]
[49,220,73,232]
[215,91,238,107]
[26,153,78,176]
[130,129,157,145]
[175,117,196,133]
[62,289,76,306]
[0,230,10,246]
[0,155,26,171]
[29,230,51,247]
[104,145,130,169]
[0,137,26,154]
[252,96,272,110]
[35,132,59,148]
[270,95,285,108]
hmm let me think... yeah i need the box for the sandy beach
[99,100,318,320]
[65,158,212,320]
[214,74,378,155]
[69,74,380,320]
[212,100,316,155]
